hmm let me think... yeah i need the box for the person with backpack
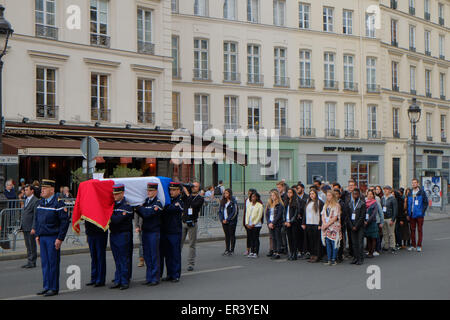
[214,181,225,197]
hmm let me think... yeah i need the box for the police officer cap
[41,179,56,188]
[112,184,125,194]
[147,182,158,191]
[169,182,181,190]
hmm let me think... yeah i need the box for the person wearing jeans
[218,189,238,256]
[320,191,341,266]
[407,179,428,252]
[381,186,398,253]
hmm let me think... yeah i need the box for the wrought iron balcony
[424,12,430,21]
[367,130,381,139]
[247,73,264,85]
[137,40,155,54]
[390,0,397,9]
[325,128,340,138]
[324,80,338,90]
[440,54,445,60]
[137,111,155,124]
[91,108,111,122]
[393,132,401,138]
[409,6,415,15]
[344,82,358,92]
[299,127,315,137]
[224,123,241,131]
[391,40,398,47]
[439,17,445,26]
[409,46,416,52]
[442,135,447,143]
[276,127,291,137]
[90,33,110,48]
[367,84,381,93]
[172,67,182,79]
[427,136,433,142]
[426,92,432,98]
[223,72,240,83]
[193,69,211,81]
[274,76,290,87]
[410,89,417,95]
[344,129,359,138]
[36,105,59,119]
[299,78,315,89]
[441,95,446,100]
[392,85,399,92]
[425,50,431,56]
[35,24,58,40]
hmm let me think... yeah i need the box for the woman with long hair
[218,189,238,256]
[245,192,264,258]
[364,190,379,258]
[284,188,301,261]
[265,190,284,260]
[374,185,384,255]
[321,191,341,266]
[243,189,257,256]
[302,189,324,263]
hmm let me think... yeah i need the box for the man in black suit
[20,185,39,268]
[347,188,366,265]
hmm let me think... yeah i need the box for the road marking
[1,266,244,300]
[433,237,450,241]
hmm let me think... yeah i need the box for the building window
[391,19,398,46]
[248,98,261,131]
[343,10,353,35]
[247,44,261,84]
[223,0,236,20]
[410,65,416,94]
[345,103,355,135]
[440,73,446,99]
[35,0,57,39]
[368,105,378,137]
[224,42,239,82]
[171,0,178,13]
[392,61,399,91]
[273,0,286,27]
[194,94,209,132]
[424,30,431,55]
[91,73,109,122]
[137,78,153,124]
[441,115,447,141]
[299,3,310,29]
[90,0,109,47]
[439,35,445,59]
[275,99,288,135]
[194,0,208,16]
[247,0,259,23]
[172,92,180,129]
[299,50,312,87]
[36,67,57,119]
[323,7,334,32]
[424,0,430,20]
[325,102,336,136]
[224,96,239,130]
[365,13,375,38]
[172,36,180,78]
[324,52,336,88]
[137,8,153,54]
[409,0,415,13]
[274,47,288,86]
[343,55,354,90]
[393,108,400,137]
[439,3,445,25]
[300,100,312,131]
[194,39,209,80]
[425,69,431,97]
[366,57,377,91]
[426,113,432,140]
[409,25,416,50]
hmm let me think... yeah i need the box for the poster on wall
[422,177,442,208]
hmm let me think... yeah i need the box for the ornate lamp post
[408,98,422,180]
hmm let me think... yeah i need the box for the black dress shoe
[266,251,274,257]
[148,282,159,286]
[119,284,129,290]
[142,281,151,285]
[43,290,58,297]
[162,277,173,282]
[109,283,121,289]
[351,259,358,264]
[94,283,105,287]
[37,289,48,295]
[86,282,96,286]
[21,264,30,268]
[355,261,363,265]
[171,278,180,283]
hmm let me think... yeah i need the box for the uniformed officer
[33,179,70,297]
[136,182,163,286]
[85,220,108,287]
[109,184,134,290]
[160,182,183,282]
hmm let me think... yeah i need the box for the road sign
[80,136,99,160]
[0,155,19,165]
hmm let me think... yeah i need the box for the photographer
[181,181,204,271]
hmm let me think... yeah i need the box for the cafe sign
[324,146,363,152]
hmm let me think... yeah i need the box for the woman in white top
[243,189,257,256]
[245,192,264,258]
[302,189,324,263]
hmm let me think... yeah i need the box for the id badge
[188,208,193,216]
[351,213,356,220]
[366,214,369,220]
[415,200,419,206]
[383,206,387,213]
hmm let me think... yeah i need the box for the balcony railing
[137,111,155,124]
[137,40,155,54]
[172,67,182,79]
[409,6,415,15]
[425,50,431,56]
[247,125,264,134]
[299,78,315,89]
[91,108,111,122]
[344,129,359,138]
[426,92,432,98]
[391,40,398,47]
[440,54,445,60]
[392,85,399,92]
[35,24,58,40]
[410,89,417,95]
[247,73,264,85]
[274,76,290,87]
[325,128,340,138]
[367,84,381,93]
[367,130,381,139]
[409,46,416,52]
[276,127,291,137]
[424,12,430,21]
[441,95,446,100]
[193,69,211,81]
[442,135,447,143]
[344,82,358,92]
[299,127,315,137]
[390,0,397,9]
[224,123,241,131]
[439,17,445,26]
[36,105,59,119]
[393,132,400,138]
[90,33,110,48]
[427,136,433,142]
[324,80,338,90]
[223,71,240,83]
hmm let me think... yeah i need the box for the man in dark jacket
[346,188,366,265]
[296,183,307,257]
[276,181,288,254]
[20,185,39,268]
[181,181,204,271]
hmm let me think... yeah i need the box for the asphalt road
[1,219,450,300]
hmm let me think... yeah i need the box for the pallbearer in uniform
[109,184,133,290]
[34,179,70,297]
[160,182,183,282]
[136,182,163,286]
[85,220,108,287]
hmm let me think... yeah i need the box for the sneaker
[222,250,230,256]
[243,250,249,256]
[251,254,258,259]
[228,251,234,256]
[323,261,331,266]
[331,260,337,266]
[408,246,416,252]
[417,247,422,252]
[247,253,254,258]
[373,251,380,256]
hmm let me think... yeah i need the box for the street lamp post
[408,98,422,180]
[0,5,13,190]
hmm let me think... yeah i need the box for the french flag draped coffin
[72,177,172,234]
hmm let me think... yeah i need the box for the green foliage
[111,166,142,178]
[71,167,105,185]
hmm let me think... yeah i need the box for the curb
[0,233,270,262]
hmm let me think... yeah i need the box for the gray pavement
[1,218,450,300]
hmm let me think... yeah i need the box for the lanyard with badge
[351,198,359,221]
[188,194,200,216]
